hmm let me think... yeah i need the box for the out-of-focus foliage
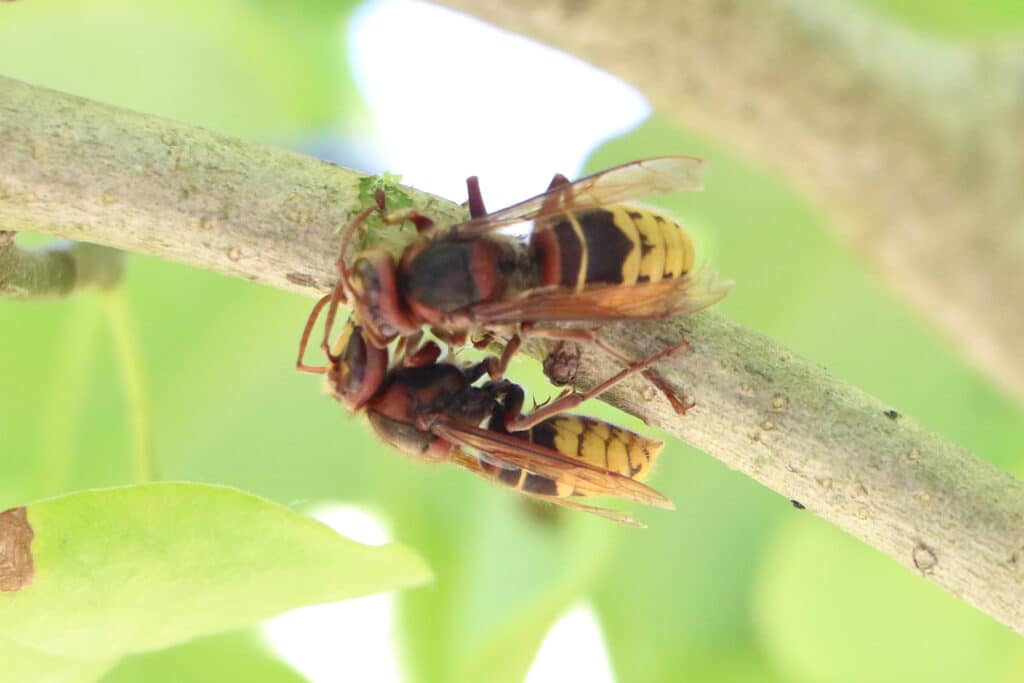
[756,516,1020,683]
[0,0,366,138]
[0,484,428,682]
[1,1,1023,683]
[859,0,1024,38]
[102,630,310,683]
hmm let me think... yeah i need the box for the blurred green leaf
[857,0,1024,38]
[393,474,620,683]
[0,637,113,683]
[100,629,308,683]
[755,515,1024,683]
[592,441,784,683]
[0,0,362,137]
[683,647,790,683]
[0,483,430,661]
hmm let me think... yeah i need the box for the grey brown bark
[0,232,122,298]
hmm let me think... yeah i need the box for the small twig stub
[0,506,35,592]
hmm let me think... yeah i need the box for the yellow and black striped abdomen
[535,415,662,483]
[482,415,664,499]
[531,206,695,291]
[617,205,695,285]
[485,461,566,497]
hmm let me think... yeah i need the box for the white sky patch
[264,505,402,683]
[526,603,616,683]
[311,504,393,547]
[350,0,651,208]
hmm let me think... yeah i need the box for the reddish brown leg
[405,343,442,368]
[641,370,695,415]
[524,325,693,416]
[471,330,496,350]
[392,330,442,368]
[464,171,563,223]
[296,294,333,374]
[536,172,573,216]
[431,327,469,356]
[480,334,522,381]
[379,207,435,234]
[465,176,487,218]
[403,332,443,368]
[547,173,570,190]
[368,186,437,234]
[325,204,381,358]
[393,336,407,363]
[504,333,692,431]
[498,383,527,431]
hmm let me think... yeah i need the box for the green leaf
[592,442,783,683]
[394,481,619,683]
[857,0,1024,39]
[100,629,308,683]
[0,0,363,137]
[0,483,430,663]
[0,637,113,683]
[755,516,1024,683]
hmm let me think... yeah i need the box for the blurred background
[1,0,1023,681]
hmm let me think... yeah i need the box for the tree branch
[561,316,1024,636]
[436,0,1024,405]
[0,76,465,301]
[2,75,1023,634]
[0,232,122,299]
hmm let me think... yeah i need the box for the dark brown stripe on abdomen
[579,210,635,285]
[551,220,583,288]
[521,473,560,496]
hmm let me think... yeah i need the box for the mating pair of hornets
[296,157,730,527]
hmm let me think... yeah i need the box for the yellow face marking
[610,207,641,285]
[567,213,590,293]
[350,271,366,296]
[634,210,666,283]
[330,323,355,358]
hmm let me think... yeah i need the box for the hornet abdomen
[530,206,696,291]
